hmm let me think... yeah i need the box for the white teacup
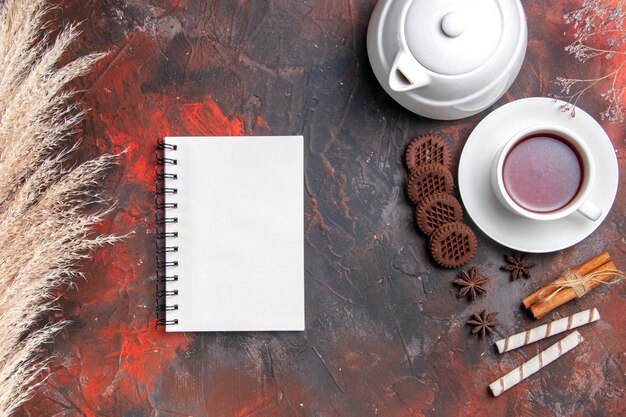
[491,125,601,221]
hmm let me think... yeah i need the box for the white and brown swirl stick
[489,331,583,397]
[495,308,599,353]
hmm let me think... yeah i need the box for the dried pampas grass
[0,0,120,415]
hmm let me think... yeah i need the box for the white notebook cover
[163,136,304,331]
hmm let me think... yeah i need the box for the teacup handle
[577,200,602,221]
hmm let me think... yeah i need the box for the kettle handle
[389,50,431,92]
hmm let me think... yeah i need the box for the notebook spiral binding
[155,139,179,327]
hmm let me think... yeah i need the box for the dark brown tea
[502,133,583,213]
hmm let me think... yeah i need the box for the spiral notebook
[156,136,304,332]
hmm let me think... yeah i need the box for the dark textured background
[17,0,625,416]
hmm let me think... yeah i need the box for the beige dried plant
[0,0,120,415]
[555,0,625,122]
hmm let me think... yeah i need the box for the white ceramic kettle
[367,0,527,120]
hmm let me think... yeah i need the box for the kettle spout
[389,51,430,92]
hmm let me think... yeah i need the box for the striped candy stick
[495,308,599,354]
[489,331,583,397]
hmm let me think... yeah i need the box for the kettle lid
[404,0,505,76]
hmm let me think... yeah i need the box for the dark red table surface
[18,1,625,416]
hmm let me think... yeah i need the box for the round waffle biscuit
[429,222,477,268]
[415,193,463,236]
[406,164,454,205]
[405,134,452,172]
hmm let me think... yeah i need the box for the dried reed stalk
[0,0,120,415]
[555,0,625,122]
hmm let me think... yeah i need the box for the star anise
[500,253,535,280]
[467,310,498,338]
[453,267,489,300]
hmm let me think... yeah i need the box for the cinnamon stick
[522,251,610,309]
[528,260,617,319]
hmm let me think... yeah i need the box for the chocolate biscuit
[406,163,454,205]
[405,134,451,172]
[429,222,477,268]
[416,192,463,236]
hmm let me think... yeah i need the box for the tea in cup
[492,125,601,221]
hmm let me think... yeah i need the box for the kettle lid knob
[441,12,466,38]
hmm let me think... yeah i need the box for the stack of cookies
[405,134,477,268]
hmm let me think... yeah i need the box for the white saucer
[458,97,619,253]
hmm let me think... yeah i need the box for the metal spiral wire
[155,139,179,327]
